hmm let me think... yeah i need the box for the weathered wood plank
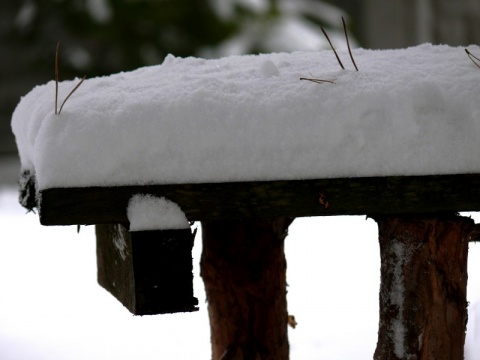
[96,224,198,315]
[37,173,480,225]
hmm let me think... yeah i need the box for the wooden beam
[35,173,480,225]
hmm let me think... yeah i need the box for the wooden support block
[96,223,198,315]
[372,214,475,360]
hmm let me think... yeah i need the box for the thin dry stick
[300,77,335,84]
[342,16,358,71]
[321,26,344,70]
[54,42,86,115]
[58,75,86,114]
[55,42,60,114]
[466,49,480,69]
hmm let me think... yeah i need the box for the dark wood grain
[37,173,480,225]
[96,224,198,315]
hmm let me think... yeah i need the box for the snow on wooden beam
[35,173,480,226]
[96,223,198,315]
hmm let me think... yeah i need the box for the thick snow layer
[127,194,190,231]
[11,44,480,190]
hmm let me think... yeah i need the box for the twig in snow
[301,18,359,86]
[58,75,86,114]
[466,49,480,69]
[342,16,358,71]
[54,42,86,115]
[320,26,344,70]
[300,77,335,84]
[55,42,59,114]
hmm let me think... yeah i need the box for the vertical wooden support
[96,223,198,315]
[373,214,475,360]
[200,218,293,360]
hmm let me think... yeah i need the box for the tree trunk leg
[373,214,475,360]
[200,218,293,360]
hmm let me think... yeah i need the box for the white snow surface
[11,44,480,190]
[127,194,190,231]
[2,188,480,359]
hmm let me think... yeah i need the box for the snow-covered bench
[12,44,480,359]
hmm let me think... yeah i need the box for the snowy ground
[1,186,480,359]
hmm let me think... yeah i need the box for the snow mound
[11,44,480,189]
[127,194,190,231]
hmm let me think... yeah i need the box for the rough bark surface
[373,214,475,360]
[200,218,293,360]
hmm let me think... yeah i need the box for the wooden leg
[200,218,293,360]
[373,214,475,360]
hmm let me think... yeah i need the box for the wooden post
[373,214,475,360]
[96,223,198,315]
[200,218,293,360]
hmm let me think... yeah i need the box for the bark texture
[373,214,475,360]
[200,218,293,360]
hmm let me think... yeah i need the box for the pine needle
[342,16,358,71]
[55,42,60,114]
[466,49,480,69]
[58,75,86,114]
[300,77,335,84]
[320,26,345,70]
[54,42,86,115]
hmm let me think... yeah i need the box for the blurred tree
[7,0,236,78]
[1,0,349,152]
[203,0,348,56]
